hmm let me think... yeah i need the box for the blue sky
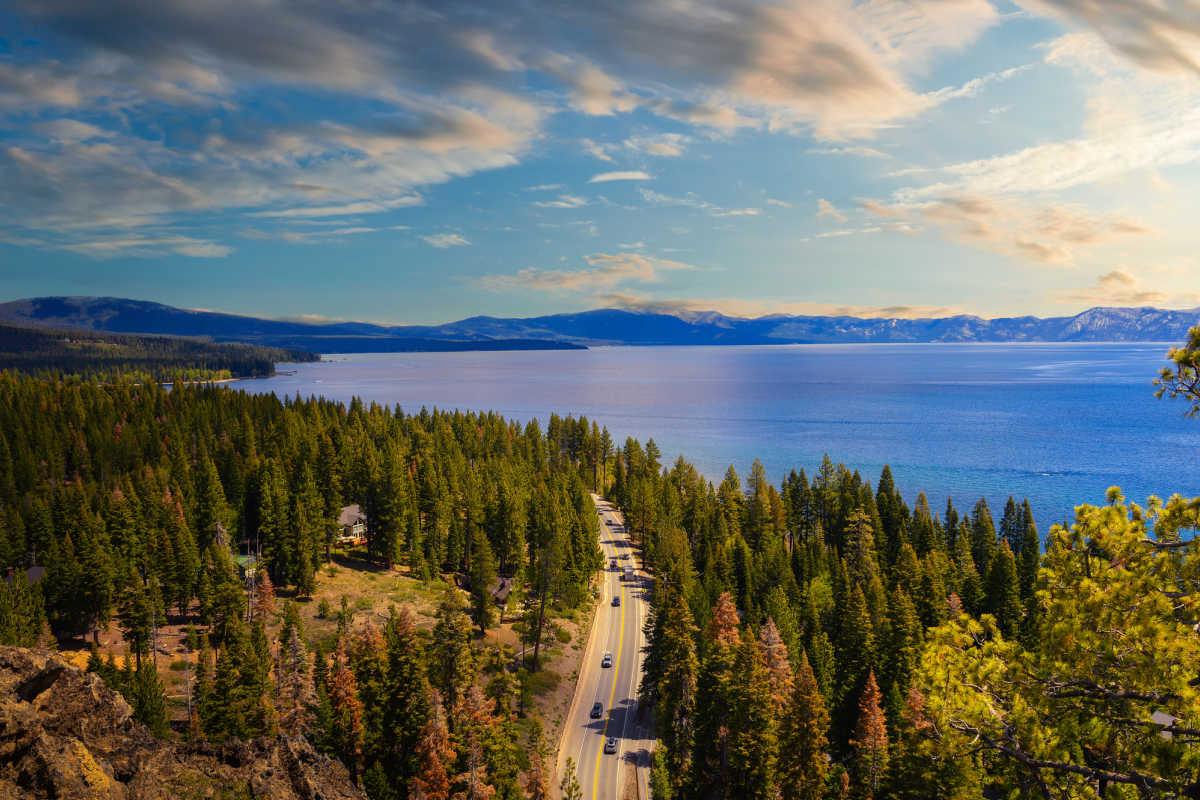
[1,0,1199,324]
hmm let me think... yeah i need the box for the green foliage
[1156,324,1200,416]
[201,615,277,740]
[127,661,170,738]
[0,570,46,646]
[917,494,1200,797]
[778,649,829,800]
[0,322,314,381]
[560,757,582,800]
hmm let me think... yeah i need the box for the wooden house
[337,504,368,546]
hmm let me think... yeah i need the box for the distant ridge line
[0,296,1196,349]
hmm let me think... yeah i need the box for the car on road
[611,558,617,568]
[590,702,603,719]
[612,595,621,607]
[601,652,612,668]
[604,737,618,754]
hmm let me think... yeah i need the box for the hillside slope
[0,322,317,380]
[0,646,364,800]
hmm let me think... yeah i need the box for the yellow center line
[593,519,626,800]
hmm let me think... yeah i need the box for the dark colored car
[612,595,621,607]
[590,702,603,719]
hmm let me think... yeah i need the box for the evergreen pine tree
[129,662,170,737]
[276,605,314,736]
[832,584,874,749]
[726,632,779,799]
[383,606,432,785]
[644,587,698,798]
[118,576,153,669]
[559,757,583,800]
[951,534,984,616]
[329,637,364,782]
[430,587,477,719]
[409,689,454,800]
[0,570,46,647]
[850,670,888,800]
[758,617,794,715]
[882,589,922,719]
[968,498,996,580]
[690,593,741,799]
[523,716,553,800]
[469,525,498,633]
[649,745,674,800]
[778,649,830,800]
[883,686,982,800]
[1016,499,1040,600]
[985,541,1022,639]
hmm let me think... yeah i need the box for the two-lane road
[557,496,652,799]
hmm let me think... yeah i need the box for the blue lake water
[239,343,1200,533]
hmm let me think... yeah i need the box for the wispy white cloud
[641,188,763,219]
[809,145,892,159]
[589,170,652,183]
[59,234,232,259]
[625,133,691,157]
[640,188,714,210]
[817,198,847,222]
[1057,268,1200,307]
[919,195,1154,266]
[542,58,641,115]
[896,35,1200,202]
[250,196,423,218]
[482,251,695,292]
[422,232,470,248]
[533,194,589,208]
[580,138,615,162]
[925,64,1033,103]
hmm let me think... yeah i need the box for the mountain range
[0,296,1197,351]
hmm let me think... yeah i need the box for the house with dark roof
[337,504,368,546]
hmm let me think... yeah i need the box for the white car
[604,737,618,754]
[601,652,612,668]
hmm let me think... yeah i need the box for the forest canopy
[1,328,1199,799]
[0,322,316,382]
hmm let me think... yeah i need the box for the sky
[1,0,1200,324]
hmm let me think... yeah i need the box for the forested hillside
[0,322,317,381]
[0,374,604,799]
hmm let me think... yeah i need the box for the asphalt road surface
[556,495,653,800]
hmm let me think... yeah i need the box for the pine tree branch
[948,720,1176,795]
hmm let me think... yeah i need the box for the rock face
[0,646,365,800]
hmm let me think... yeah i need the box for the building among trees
[336,505,368,547]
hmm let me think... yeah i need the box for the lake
[238,343,1200,533]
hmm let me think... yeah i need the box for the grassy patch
[523,668,560,696]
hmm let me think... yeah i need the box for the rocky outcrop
[0,647,365,800]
